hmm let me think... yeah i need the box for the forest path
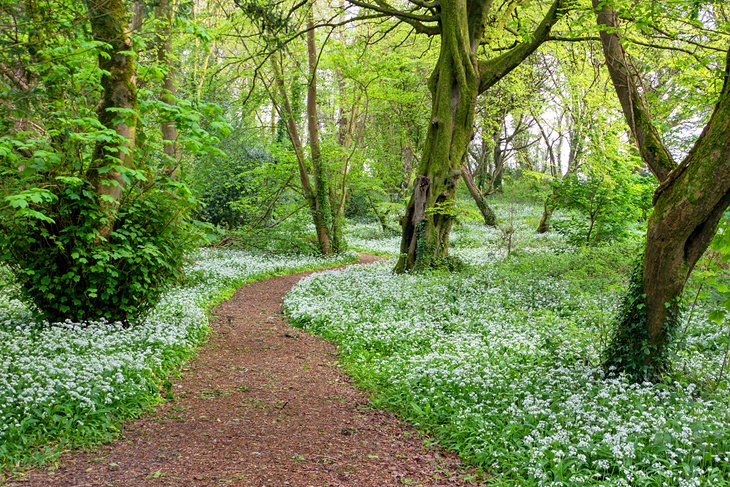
[19,254,475,486]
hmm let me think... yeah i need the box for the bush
[226,214,322,256]
[551,169,652,245]
[0,178,197,323]
[193,142,297,229]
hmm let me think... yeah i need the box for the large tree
[347,0,569,272]
[595,0,730,380]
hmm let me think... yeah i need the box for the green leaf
[708,310,726,325]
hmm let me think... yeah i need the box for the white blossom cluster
[0,249,356,464]
[284,242,730,484]
[346,211,568,262]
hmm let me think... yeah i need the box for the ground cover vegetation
[1,0,730,481]
[0,250,356,468]
[287,205,730,485]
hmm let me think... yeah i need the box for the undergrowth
[0,249,357,473]
[285,204,730,486]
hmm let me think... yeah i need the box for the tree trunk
[305,7,333,255]
[271,58,329,254]
[593,0,675,181]
[366,194,388,232]
[84,0,138,238]
[593,0,730,380]
[603,47,730,381]
[536,194,555,233]
[269,10,334,257]
[155,0,180,172]
[462,164,496,226]
[394,3,480,273]
[490,134,505,193]
[394,0,563,273]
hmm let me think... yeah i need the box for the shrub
[0,178,197,323]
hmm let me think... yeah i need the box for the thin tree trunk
[462,164,496,226]
[271,57,331,256]
[305,6,333,255]
[536,194,555,233]
[84,0,138,238]
[593,0,675,181]
[155,0,180,172]
[490,132,505,193]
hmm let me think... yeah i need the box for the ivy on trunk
[596,0,730,381]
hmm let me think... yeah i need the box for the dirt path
[18,255,476,486]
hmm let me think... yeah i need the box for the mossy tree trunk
[605,97,730,378]
[536,194,555,233]
[305,7,335,255]
[596,0,730,380]
[84,0,138,238]
[395,0,564,273]
[155,0,181,173]
[395,6,481,272]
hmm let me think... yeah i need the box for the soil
[13,255,478,486]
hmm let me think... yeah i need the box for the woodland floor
[12,255,477,486]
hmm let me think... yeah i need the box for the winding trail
[19,255,475,486]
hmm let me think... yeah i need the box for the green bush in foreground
[0,178,197,323]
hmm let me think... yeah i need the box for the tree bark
[395,0,564,273]
[394,0,481,273]
[305,6,334,255]
[605,80,730,378]
[593,0,676,181]
[536,194,555,233]
[597,0,730,380]
[271,56,332,256]
[490,130,505,192]
[155,0,181,172]
[84,0,138,238]
[462,163,496,226]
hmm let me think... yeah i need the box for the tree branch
[347,0,440,36]
[547,35,599,42]
[593,0,676,182]
[477,0,565,95]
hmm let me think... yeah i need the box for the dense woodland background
[1,0,730,483]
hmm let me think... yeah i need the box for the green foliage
[193,142,284,228]
[703,217,730,325]
[285,220,730,484]
[0,177,198,323]
[0,0,233,324]
[551,151,653,245]
[500,169,552,205]
[227,214,322,256]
